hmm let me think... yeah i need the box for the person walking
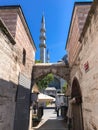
[56,105,60,117]
[33,102,37,114]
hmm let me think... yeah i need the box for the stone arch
[71,77,84,130]
[32,63,70,84]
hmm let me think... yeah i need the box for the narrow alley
[32,109,68,130]
[1,1,98,130]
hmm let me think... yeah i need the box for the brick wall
[66,3,91,67]
[0,8,17,37]
[0,6,36,79]
[15,14,35,79]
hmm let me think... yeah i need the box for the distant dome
[62,54,68,64]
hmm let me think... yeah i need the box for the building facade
[66,1,98,130]
[0,6,36,130]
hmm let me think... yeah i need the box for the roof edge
[74,1,92,5]
[18,6,37,51]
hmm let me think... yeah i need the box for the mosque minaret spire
[39,15,46,63]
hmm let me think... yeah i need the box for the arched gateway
[71,77,84,130]
[32,62,70,84]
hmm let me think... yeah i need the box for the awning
[38,93,55,102]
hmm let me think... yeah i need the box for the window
[23,49,26,65]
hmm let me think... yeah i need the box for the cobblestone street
[32,109,68,130]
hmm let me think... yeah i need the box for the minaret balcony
[40,28,46,32]
[39,35,46,40]
[39,43,46,48]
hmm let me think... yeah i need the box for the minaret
[39,15,46,63]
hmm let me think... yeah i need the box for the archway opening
[71,77,82,98]
[71,77,84,130]
[35,73,68,96]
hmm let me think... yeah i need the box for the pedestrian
[56,105,60,117]
[33,102,37,114]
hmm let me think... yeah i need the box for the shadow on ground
[34,118,67,130]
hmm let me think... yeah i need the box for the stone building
[66,1,98,130]
[0,6,36,130]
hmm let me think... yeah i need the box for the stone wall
[0,6,36,130]
[0,8,17,37]
[71,1,98,129]
[0,24,19,130]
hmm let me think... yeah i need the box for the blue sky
[0,0,92,62]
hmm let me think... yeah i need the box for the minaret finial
[41,12,45,24]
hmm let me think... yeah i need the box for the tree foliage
[62,82,68,94]
[36,73,54,91]
[35,60,42,63]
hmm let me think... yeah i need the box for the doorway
[71,77,84,130]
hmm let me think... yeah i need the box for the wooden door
[72,103,83,130]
